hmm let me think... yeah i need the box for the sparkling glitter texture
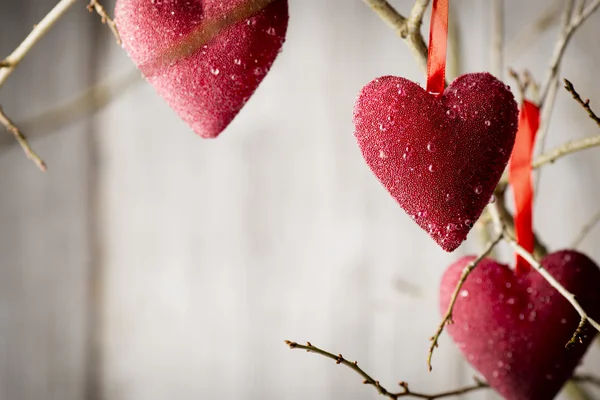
[440,251,600,400]
[115,0,289,138]
[353,73,518,251]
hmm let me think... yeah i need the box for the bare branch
[0,0,79,89]
[284,340,488,399]
[535,0,600,169]
[506,236,600,333]
[533,134,600,168]
[0,106,46,171]
[87,0,122,44]
[285,340,600,398]
[427,233,503,371]
[571,206,600,248]
[362,0,429,74]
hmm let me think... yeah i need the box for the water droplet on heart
[485,120,491,127]
[254,67,263,75]
[210,67,220,75]
[230,74,237,80]
[528,311,537,321]
[428,164,435,172]
[445,193,453,202]
[460,289,469,297]
[498,361,504,368]
[247,19,257,26]
[397,86,406,96]
[561,318,567,324]
[489,195,496,203]
[417,210,427,218]
[492,371,499,378]
[507,351,513,358]
[378,123,386,132]
[474,186,483,195]
[506,282,512,289]
[234,58,242,65]
[266,27,276,35]
[526,287,534,294]
[464,219,473,227]
[519,313,525,320]
[546,374,553,380]
[527,303,534,309]
[564,254,572,262]
[507,298,515,305]
[427,142,436,152]
[446,109,456,119]
[379,150,387,159]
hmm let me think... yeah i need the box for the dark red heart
[115,0,288,138]
[353,73,518,251]
[440,250,600,400]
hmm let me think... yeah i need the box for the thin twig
[284,341,488,399]
[564,78,600,127]
[536,0,600,177]
[506,236,600,333]
[362,0,430,74]
[427,233,503,371]
[0,0,79,89]
[285,341,600,398]
[0,106,46,171]
[533,78,600,168]
[571,206,600,248]
[87,0,122,44]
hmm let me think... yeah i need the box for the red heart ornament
[353,73,518,251]
[440,251,600,400]
[115,0,288,138]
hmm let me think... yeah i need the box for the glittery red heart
[440,251,600,400]
[115,0,288,138]
[353,73,518,251]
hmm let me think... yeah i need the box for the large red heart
[353,73,518,251]
[440,251,600,400]
[115,0,288,138]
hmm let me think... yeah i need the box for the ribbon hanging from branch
[509,100,540,273]
[426,0,449,95]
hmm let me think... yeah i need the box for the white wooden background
[0,1,599,399]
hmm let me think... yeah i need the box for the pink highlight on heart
[115,0,288,138]
[354,73,518,251]
[440,251,600,400]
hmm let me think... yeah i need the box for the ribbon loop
[426,0,448,95]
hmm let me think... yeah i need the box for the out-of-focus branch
[0,106,46,171]
[87,0,122,44]
[362,0,430,74]
[0,70,142,151]
[506,1,562,60]
[533,79,600,168]
[0,0,79,89]
[284,340,488,399]
[571,206,600,248]
[535,0,600,171]
[490,0,504,80]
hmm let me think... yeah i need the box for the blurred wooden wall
[1,1,600,400]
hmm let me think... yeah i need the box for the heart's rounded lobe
[440,251,600,400]
[354,73,518,251]
[115,0,288,138]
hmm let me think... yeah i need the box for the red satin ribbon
[509,100,540,274]
[426,0,449,95]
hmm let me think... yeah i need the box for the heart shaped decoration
[353,73,518,251]
[440,251,600,400]
[115,0,288,138]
